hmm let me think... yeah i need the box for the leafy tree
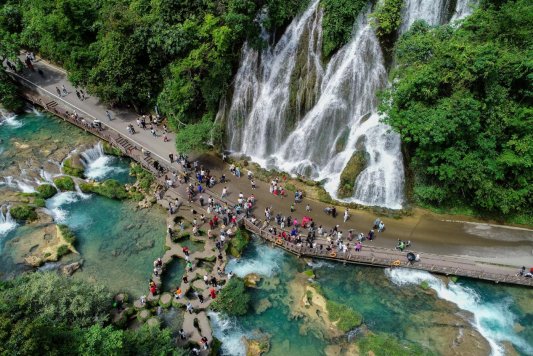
[175,116,222,153]
[321,0,367,58]
[381,0,533,219]
[0,71,24,112]
[369,0,404,41]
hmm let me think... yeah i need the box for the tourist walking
[186,302,193,314]
[344,208,349,223]
[105,110,112,121]
[221,186,228,198]
[62,85,68,96]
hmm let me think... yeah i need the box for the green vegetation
[357,332,432,356]
[303,269,315,278]
[56,244,70,258]
[130,163,154,192]
[80,179,128,200]
[33,197,46,207]
[0,71,24,112]
[0,272,184,355]
[325,300,362,332]
[381,0,533,221]
[62,158,85,177]
[419,280,430,290]
[53,176,75,191]
[321,0,367,58]
[337,151,367,198]
[9,204,37,221]
[210,277,250,316]
[226,228,251,258]
[102,142,123,156]
[369,0,404,41]
[58,224,76,245]
[36,184,57,199]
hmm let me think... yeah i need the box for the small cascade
[451,0,478,22]
[219,0,478,209]
[74,180,91,199]
[398,0,449,34]
[0,205,17,237]
[39,169,57,187]
[0,111,23,128]
[386,268,533,356]
[80,142,118,180]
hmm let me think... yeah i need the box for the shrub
[53,176,75,191]
[58,224,76,245]
[56,245,70,258]
[80,180,128,200]
[369,0,404,40]
[102,142,123,156]
[130,164,154,192]
[36,184,57,199]
[326,300,362,332]
[33,197,46,208]
[227,228,250,258]
[10,205,38,221]
[210,278,250,316]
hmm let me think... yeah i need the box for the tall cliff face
[217,0,477,209]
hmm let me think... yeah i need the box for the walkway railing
[18,88,533,289]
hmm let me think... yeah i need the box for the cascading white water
[0,205,17,237]
[80,142,125,180]
[386,268,533,356]
[398,0,449,34]
[451,0,478,22]
[0,111,23,128]
[220,0,477,209]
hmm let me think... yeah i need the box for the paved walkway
[7,53,533,268]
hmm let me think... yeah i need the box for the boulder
[61,260,83,276]
[159,292,173,308]
[137,309,151,323]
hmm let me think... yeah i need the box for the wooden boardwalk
[18,89,533,289]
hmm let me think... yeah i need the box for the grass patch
[53,176,75,191]
[419,281,429,290]
[303,269,315,278]
[103,142,123,156]
[326,300,362,332]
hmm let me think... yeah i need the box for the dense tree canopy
[381,0,532,219]
[0,272,183,355]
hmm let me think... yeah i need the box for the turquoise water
[216,238,533,356]
[1,111,166,297]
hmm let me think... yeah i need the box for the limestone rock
[62,260,83,276]
[244,273,261,288]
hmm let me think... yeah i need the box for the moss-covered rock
[80,179,128,199]
[103,142,123,156]
[326,300,363,332]
[36,184,57,199]
[53,176,75,191]
[357,332,432,356]
[337,151,367,199]
[334,128,350,153]
[10,204,38,221]
[137,309,151,322]
[146,317,160,328]
[210,277,250,316]
[62,156,85,177]
[159,292,172,308]
[226,228,251,258]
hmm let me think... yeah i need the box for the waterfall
[398,0,449,34]
[219,0,477,209]
[80,142,115,180]
[0,205,17,237]
[451,0,478,22]
[0,111,23,128]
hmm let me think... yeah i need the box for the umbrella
[407,252,416,261]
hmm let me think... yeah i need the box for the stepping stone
[137,309,151,323]
[146,317,160,329]
[159,292,172,308]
